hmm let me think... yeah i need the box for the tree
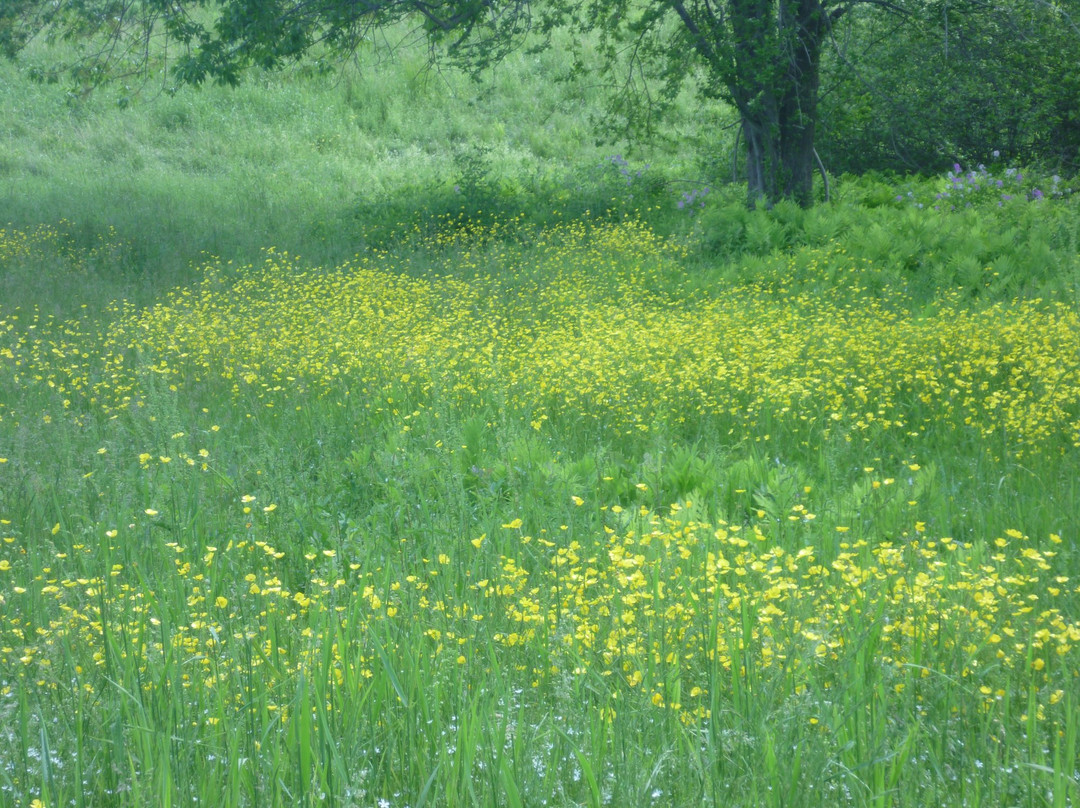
[548,0,845,207]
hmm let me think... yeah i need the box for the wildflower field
[2,176,1080,807]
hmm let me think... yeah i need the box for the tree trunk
[743,118,778,209]
[777,0,823,207]
[733,0,825,209]
[742,101,814,209]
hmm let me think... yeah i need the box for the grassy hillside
[2,27,1080,808]
[1,27,715,298]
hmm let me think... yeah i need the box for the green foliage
[690,164,1080,304]
[818,1,1080,173]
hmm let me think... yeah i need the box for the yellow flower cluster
[1,507,1075,730]
[3,219,1078,458]
[1,216,1077,739]
[488,508,1079,719]
[0,223,72,263]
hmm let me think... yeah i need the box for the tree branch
[666,0,720,67]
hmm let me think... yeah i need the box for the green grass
[2,27,1080,808]
[0,25,712,310]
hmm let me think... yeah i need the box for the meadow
[2,30,1080,808]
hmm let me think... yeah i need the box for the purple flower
[1031,188,1044,200]
[954,163,962,173]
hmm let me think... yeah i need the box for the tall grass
[0,24,711,302]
